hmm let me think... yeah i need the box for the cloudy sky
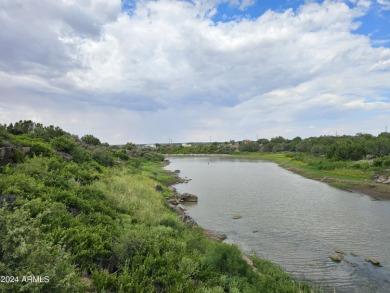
[0,0,389,144]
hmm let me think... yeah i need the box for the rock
[376,175,388,183]
[383,179,390,184]
[180,193,198,202]
[365,258,381,266]
[371,174,379,180]
[0,194,17,208]
[57,151,73,161]
[242,255,258,273]
[171,205,185,215]
[0,147,15,165]
[20,146,31,154]
[174,169,180,174]
[180,214,197,225]
[204,229,227,241]
[169,199,180,205]
[350,252,358,257]
[330,251,345,262]
[155,184,163,192]
[233,215,242,219]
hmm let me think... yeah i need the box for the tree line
[158,132,390,161]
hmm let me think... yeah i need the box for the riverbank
[144,161,316,292]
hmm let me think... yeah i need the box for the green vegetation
[0,121,313,292]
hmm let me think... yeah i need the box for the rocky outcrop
[204,229,227,242]
[180,213,197,225]
[0,147,15,165]
[180,193,198,202]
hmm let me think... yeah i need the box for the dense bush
[81,134,101,146]
[92,147,114,167]
[51,136,77,153]
[373,156,390,168]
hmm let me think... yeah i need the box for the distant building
[182,143,192,147]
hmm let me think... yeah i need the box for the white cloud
[377,0,390,10]
[0,0,389,143]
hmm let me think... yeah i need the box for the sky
[0,0,389,144]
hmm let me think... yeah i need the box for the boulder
[376,175,388,183]
[171,205,185,215]
[169,199,180,205]
[174,169,180,174]
[0,147,15,165]
[382,179,390,184]
[0,194,17,208]
[330,251,345,262]
[365,258,381,266]
[57,151,73,161]
[180,193,198,202]
[204,229,227,241]
[20,147,31,154]
[180,214,197,225]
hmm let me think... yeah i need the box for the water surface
[165,157,390,292]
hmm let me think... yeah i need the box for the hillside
[0,121,313,292]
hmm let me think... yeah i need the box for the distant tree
[81,134,101,146]
[310,144,326,156]
[295,140,312,153]
[326,141,366,161]
[123,142,137,151]
[238,141,259,152]
[7,120,35,135]
[270,136,287,144]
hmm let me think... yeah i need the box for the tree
[81,134,101,146]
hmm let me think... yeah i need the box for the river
[164,156,390,293]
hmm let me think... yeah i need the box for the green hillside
[0,121,313,292]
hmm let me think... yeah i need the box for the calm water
[165,157,390,293]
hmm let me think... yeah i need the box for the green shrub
[0,207,87,292]
[373,156,390,168]
[51,136,77,153]
[92,148,114,167]
[70,146,92,164]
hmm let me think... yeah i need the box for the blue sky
[0,0,389,143]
